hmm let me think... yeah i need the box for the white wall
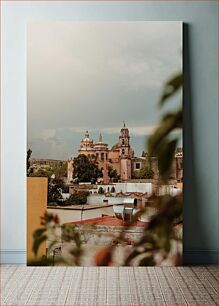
[92,182,152,195]
[114,183,152,194]
[48,206,114,224]
[87,195,135,206]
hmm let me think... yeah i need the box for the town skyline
[29,124,182,161]
[29,124,153,160]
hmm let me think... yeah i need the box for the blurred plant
[29,211,84,266]
[61,224,83,266]
[95,246,113,266]
[123,72,183,265]
[32,211,59,257]
[148,73,182,180]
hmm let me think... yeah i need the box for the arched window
[101,153,104,161]
[122,149,125,155]
[133,198,137,208]
[122,139,125,145]
[111,186,115,193]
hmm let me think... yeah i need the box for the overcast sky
[27,21,182,160]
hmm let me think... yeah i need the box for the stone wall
[63,224,145,246]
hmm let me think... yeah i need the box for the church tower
[119,122,131,157]
[119,122,133,181]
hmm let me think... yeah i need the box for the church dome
[82,131,93,143]
[94,134,108,151]
[80,131,94,150]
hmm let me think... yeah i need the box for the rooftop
[65,215,147,227]
[48,203,124,210]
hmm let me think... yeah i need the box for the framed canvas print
[27,21,183,266]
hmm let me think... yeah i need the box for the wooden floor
[1,265,218,305]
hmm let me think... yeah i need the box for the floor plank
[1,265,218,305]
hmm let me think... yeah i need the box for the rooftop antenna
[123,120,126,128]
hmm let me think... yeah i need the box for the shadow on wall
[183,24,210,264]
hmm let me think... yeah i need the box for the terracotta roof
[65,215,146,227]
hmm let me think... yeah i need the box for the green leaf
[33,228,46,239]
[27,257,54,266]
[135,233,155,247]
[157,138,178,177]
[32,235,47,256]
[148,109,182,157]
[139,255,155,266]
[160,74,182,105]
[125,249,141,265]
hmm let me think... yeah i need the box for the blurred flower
[95,246,113,266]
[53,214,60,224]
[44,210,48,217]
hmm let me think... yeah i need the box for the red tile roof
[65,215,146,227]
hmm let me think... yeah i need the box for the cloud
[29,128,56,141]
[27,21,182,159]
[57,124,156,136]
[98,125,156,136]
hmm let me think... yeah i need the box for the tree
[65,191,89,205]
[30,168,53,178]
[138,167,154,179]
[48,184,63,203]
[26,149,32,176]
[52,162,67,179]
[52,178,69,193]
[108,166,120,182]
[73,154,102,183]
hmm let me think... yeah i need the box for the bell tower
[119,122,132,180]
[119,121,130,157]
